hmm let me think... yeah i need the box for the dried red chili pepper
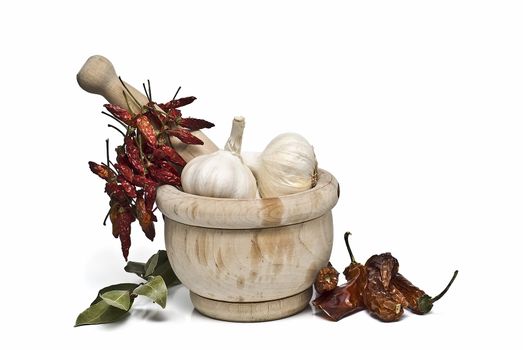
[109,203,135,260]
[177,117,215,130]
[124,137,145,175]
[115,145,127,165]
[88,161,116,182]
[392,270,458,315]
[148,165,181,187]
[118,176,137,198]
[135,192,156,241]
[314,263,339,294]
[152,145,186,167]
[136,115,158,147]
[168,128,204,145]
[91,84,216,260]
[313,232,367,321]
[363,253,408,322]
[167,109,182,120]
[160,96,196,111]
[104,104,136,126]
[114,162,134,183]
[105,183,128,204]
[144,181,157,211]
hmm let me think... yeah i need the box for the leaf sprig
[75,250,180,327]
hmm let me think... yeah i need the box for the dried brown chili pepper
[88,161,116,182]
[314,262,339,294]
[363,253,408,322]
[313,232,367,321]
[393,270,458,315]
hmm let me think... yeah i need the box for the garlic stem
[224,116,245,155]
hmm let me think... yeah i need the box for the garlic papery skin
[181,117,257,199]
[244,133,318,198]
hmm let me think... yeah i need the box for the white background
[1,0,522,348]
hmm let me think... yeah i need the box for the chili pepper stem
[102,111,127,128]
[119,77,143,113]
[172,86,181,101]
[136,133,147,174]
[431,270,459,303]
[105,139,111,169]
[108,124,126,137]
[344,232,357,263]
[102,208,111,226]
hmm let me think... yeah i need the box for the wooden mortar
[156,169,339,322]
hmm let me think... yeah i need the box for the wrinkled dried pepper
[160,96,196,111]
[363,253,408,322]
[135,192,156,241]
[104,104,136,126]
[177,117,215,130]
[312,232,458,323]
[136,115,158,147]
[124,137,145,175]
[314,263,339,294]
[152,145,186,167]
[168,128,204,145]
[88,161,116,182]
[392,270,459,315]
[313,233,367,321]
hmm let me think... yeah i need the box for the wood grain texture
[190,288,313,322]
[164,212,333,302]
[157,169,339,229]
[76,55,218,161]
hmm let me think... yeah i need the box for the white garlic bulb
[244,133,318,198]
[181,117,257,199]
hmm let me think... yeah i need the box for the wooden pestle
[77,55,218,161]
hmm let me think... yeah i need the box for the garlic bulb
[244,133,318,198]
[181,117,257,199]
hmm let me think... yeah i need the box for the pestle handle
[77,55,218,160]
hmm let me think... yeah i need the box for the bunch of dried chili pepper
[89,81,214,260]
[313,232,458,322]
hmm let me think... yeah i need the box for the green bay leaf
[144,252,160,277]
[133,275,167,308]
[124,261,146,278]
[75,300,130,327]
[101,290,131,311]
[91,283,139,306]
